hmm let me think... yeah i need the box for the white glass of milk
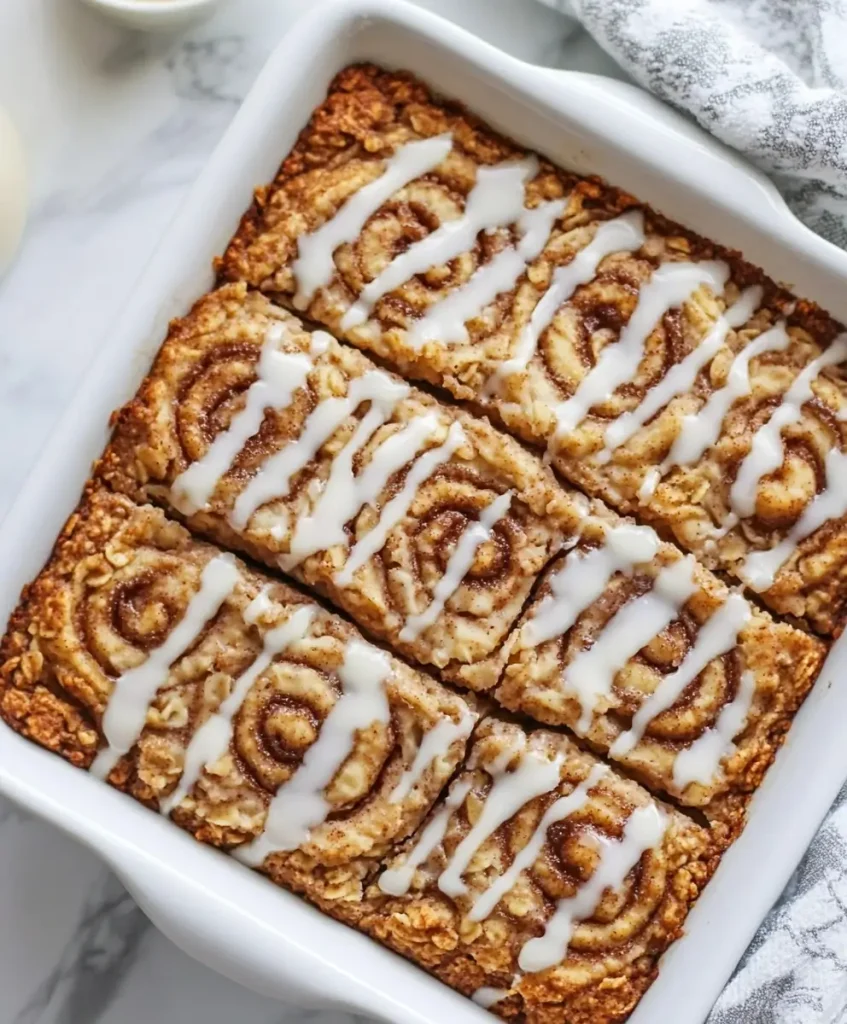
[0,106,26,278]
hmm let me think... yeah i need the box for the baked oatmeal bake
[2,61,842,1024]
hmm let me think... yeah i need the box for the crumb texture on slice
[98,284,584,689]
[495,511,825,835]
[544,292,847,639]
[219,62,847,635]
[0,487,479,913]
[363,717,716,1024]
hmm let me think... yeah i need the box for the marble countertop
[0,2,624,1021]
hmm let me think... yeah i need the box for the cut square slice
[0,488,479,914]
[495,512,825,834]
[363,717,716,1024]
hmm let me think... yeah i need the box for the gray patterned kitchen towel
[536,1,847,1021]
[545,0,847,249]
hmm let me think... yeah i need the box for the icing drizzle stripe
[398,489,513,643]
[235,639,392,864]
[91,554,240,780]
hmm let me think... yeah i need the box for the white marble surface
[0,2,622,1021]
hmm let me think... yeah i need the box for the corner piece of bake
[97,283,585,690]
[218,62,847,635]
[0,487,480,915]
[362,716,717,1024]
[493,509,825,838]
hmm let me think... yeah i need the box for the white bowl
[0,106,26,277]
[81,0,225,32]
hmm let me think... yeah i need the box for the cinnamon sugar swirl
[496,511,824,833]
[0,489,479,913]
[364,718,716,1024]
[98,284,583,688]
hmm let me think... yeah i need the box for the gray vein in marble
[167,37,252,104]
[14,873,149,1024]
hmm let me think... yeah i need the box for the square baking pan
[3,2,847,1021]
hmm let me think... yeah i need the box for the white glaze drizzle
[638,321,791,502]
[485,731,528,777]
[292,134,453,309]
[742,446,847,591]
[160,595,316,816]
[673,669,756,788]
[564,556,698,734]
[487,212,646,394]
[489,210,647,391]
[598,286,762,462]
[469,763,608,923]
[406,197,567,349]
[730,334,847,519]
[243,585,273,621]
[438,752,564,898]
[518,802,667,974]
[389,707,476,804]
[472,987,512,1009]
[398,490,513,643]
[91,554,240,780]
[341,158,539,331]
[235,640,392,865]
[171,326,329,516]
[522,523,660,647]
[377,779,473,897]
[610,592,751,766]
[550,260,729,446]
[335,421,467,587]
[285,411,439,567]
[231,370,408,531]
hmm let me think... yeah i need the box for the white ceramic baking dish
[3,1,847,1020]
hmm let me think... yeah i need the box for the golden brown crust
[0,490,142,769]
[0,603,100,768]
[1,61,839,1024]
[218,65,565,292]
[361,718,718,1024]
[219,63,847,635]
[0,487,479,912]
[97,283,583,689]
[494,511,825,835]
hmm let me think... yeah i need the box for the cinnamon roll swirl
[543,295,847,639]
[495,511,824,834]
[0,488,480,913]
[219,63,847,634]
[363,717,716,1024]
[98,284,582,689]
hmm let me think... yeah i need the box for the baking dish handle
[0,732,486,1024]
[534,67,822,244]
[100,833,481,1023]
[98,836,343,1009]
